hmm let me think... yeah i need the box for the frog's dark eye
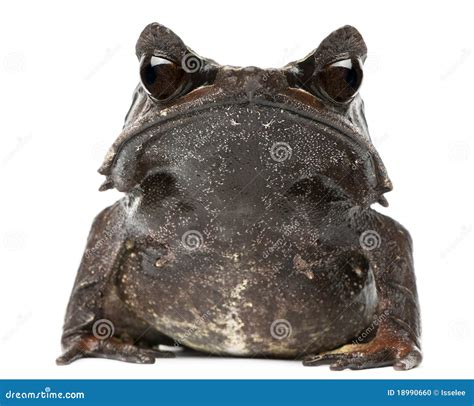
[139,55,186,101]
[316,58,363,103]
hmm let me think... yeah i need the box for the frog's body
[57,23,421,369]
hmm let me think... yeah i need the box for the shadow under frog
[57,23,422,370]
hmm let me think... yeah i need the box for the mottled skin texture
[57,23,422,370]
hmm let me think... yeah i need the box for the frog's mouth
[98,99,392,206]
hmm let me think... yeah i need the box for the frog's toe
[56,336,175,365]
[303,340,422,371]
[56,346,87,365]
[393,348,423,371]
[91,339,177,364]
[303,344,392,370]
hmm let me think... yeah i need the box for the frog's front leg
[56,201,174,365]
[304,212,422,370]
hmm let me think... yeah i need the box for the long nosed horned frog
[57,23,421,370]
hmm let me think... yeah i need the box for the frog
[57,22,422,370]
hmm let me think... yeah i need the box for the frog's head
[99,22,391,207]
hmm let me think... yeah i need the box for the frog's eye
[316,58,363,103]
[139,55,186,101]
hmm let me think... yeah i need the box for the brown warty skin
[57,23,421,370]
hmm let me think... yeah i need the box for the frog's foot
[302,330,421,370]
[56,335,175,365]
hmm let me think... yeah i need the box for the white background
[1,0,473,379]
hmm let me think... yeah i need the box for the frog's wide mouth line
[102,99,369,176]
